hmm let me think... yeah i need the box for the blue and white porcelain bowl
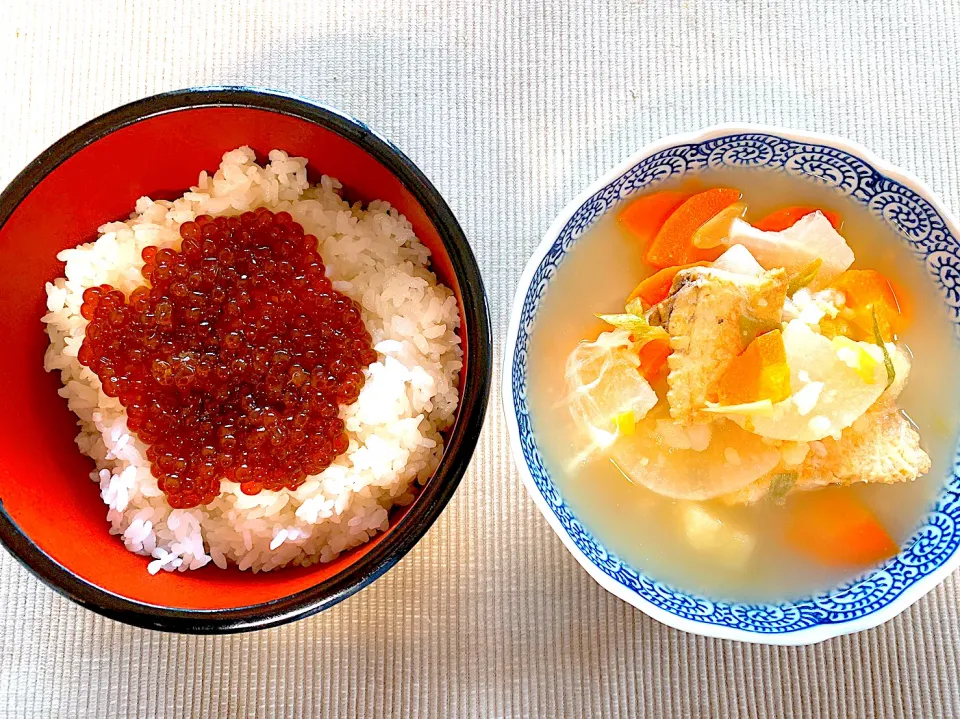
[502,125,960,645]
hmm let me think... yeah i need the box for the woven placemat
[2,1,959,716]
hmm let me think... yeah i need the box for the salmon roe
[77,208,378,509]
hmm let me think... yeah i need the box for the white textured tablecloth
[3,1,960,716]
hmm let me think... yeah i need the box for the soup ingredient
[754,206,842,232]
[78,209,375,508]
[691,201,748,249]
[738,313,781,347]
[644,188,740,268]
[785,491,898,567]
[831,336,880,383]
[626,261,710,307]
[43,147,462,573]
[725,346,925,505]
[638,338,672,381]
[611,413,781,499]
[872,310,897,388]
[716,329,791,405]
[597,299,669,344]
[817,313,858,340]
[725,212,854,288]
[619,190,689,245]
[786,259,823,296]
[799,402,929,489]
[767,471,797,503]
[832,269,903,341]
[614,411,636,436]
[565,330,659,449]
[723,320,889,442]
[713,244,765,276]
[784,286,848,334]
[652,264,787,423]
[728,398,929,505]
[703,399,774,417]
[679,503,755,569]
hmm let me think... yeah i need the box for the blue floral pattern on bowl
[508,131,960,641]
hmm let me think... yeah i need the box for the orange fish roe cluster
[77,208,378,509]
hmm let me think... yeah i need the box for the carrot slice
[754,206,843,232]
[785,490,899,567]
[638,338,671,381]
[832,269,903,341]
[626,261,711,307]
[716,328,790,405]
[619,190,690,246]
[644,188,740,269]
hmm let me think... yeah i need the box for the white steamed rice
[42,147,462,574]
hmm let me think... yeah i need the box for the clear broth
[527,168,960,602]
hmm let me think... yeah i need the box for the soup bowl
[0,87,491,633]
[503,125,960,644]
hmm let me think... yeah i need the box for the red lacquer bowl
[0,87,491,633]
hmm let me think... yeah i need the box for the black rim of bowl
[0,86,491,633]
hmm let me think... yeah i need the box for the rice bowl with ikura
[42,146,463,574]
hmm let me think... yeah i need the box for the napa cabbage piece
[723,212,854,289]
[564,329,659,450]
[596,298,669,344]
[713,320,906,442]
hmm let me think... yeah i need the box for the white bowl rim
[501,122,960,645]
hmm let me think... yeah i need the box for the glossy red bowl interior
[0,88,489,632]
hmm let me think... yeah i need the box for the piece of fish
[653,266,788,424]
[724,400,930,504]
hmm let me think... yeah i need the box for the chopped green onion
[768,471,798,504]
[738,313,779,348]
[786,258,823,295]
[871,308,896,389]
